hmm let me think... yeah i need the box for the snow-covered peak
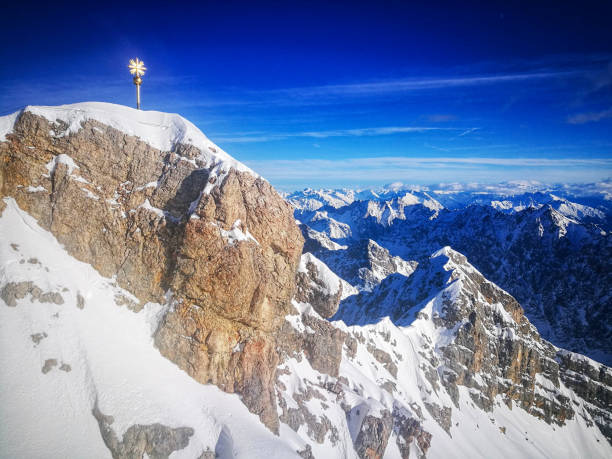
[298,252,359,300]
[1,102,257,177]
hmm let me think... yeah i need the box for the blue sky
[1,1,611,190]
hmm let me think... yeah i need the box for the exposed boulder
[92,401,194,459]
[353,410,393,459]
[392,405,431,459]
[1,281,64,306]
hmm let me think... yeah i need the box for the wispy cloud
[245,156,612,189]
[567,107,612,124]
[256,70,581,101]
[457,127,480,137]
[250,156,612,169]
[215,126,461,143]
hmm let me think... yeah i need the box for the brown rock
[0,109,304,431]
[295,254,343,318]
[354,410,393,459]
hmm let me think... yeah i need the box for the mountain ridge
[293,187,611,365]
[0,103,610,458]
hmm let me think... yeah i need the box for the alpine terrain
[0,103,610,458]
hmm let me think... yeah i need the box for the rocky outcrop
[557,350,612,443]
[278,302,346,378]
[392,405,431,459]
[0,106,303,431]
[280,257,348,377]
[92,401,194,459]
[295,253,344,318]
[1,281,64,306]
[353,410,393,459]
[336,247,612,444]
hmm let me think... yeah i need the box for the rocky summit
[0,103,303,432]
[0,103,610,458]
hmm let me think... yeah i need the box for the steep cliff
[280,248,611,458]
[0,103,303,431]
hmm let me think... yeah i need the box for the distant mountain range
[289,184,611,365]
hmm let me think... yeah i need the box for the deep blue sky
[1,0,611,190]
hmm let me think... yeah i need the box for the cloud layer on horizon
[245,156,612,190]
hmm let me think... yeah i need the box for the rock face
[294,252,350,318]
[557,350,612,441]
[312,238,417,293]
[335,246,612,444]
[392,405,431,459]
[0,104,303,431]
[353,410,393,459]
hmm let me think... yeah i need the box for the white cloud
[567,108,612,124]
[244,156,612,189]
[215,126,458,143]
[458,127,480,137]
[263,71,580,100]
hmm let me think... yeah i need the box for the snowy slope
[1,102,256,176]
[0,197,305,458]
[4,192,607,458]
[279,295,611,458]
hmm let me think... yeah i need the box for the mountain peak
[2,102,256,178]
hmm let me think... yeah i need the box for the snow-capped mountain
[0,103,610,458]
[274,246,611,458]
[293,187,611,366]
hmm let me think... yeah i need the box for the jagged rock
[59,363,72,372]
[113,293,140,312]
[557,350,612,443]
[345,335,358,359]
[1,281,64,306]
[424,402,452,435]
[366,344,398,378]
[295,253,344,318]
[41,358,57,374]
[30,332,47,345]
[277,381,340,445]
[301,314,346,377]
[297,444,315,458]
[76,292,85,309]
[0,107,303,431]
[392,405,431,459]
[2,281,38,306]
[354,410,393,459]
[308,238,417,293]
[92,401,194,459]
[278,310,346,378]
